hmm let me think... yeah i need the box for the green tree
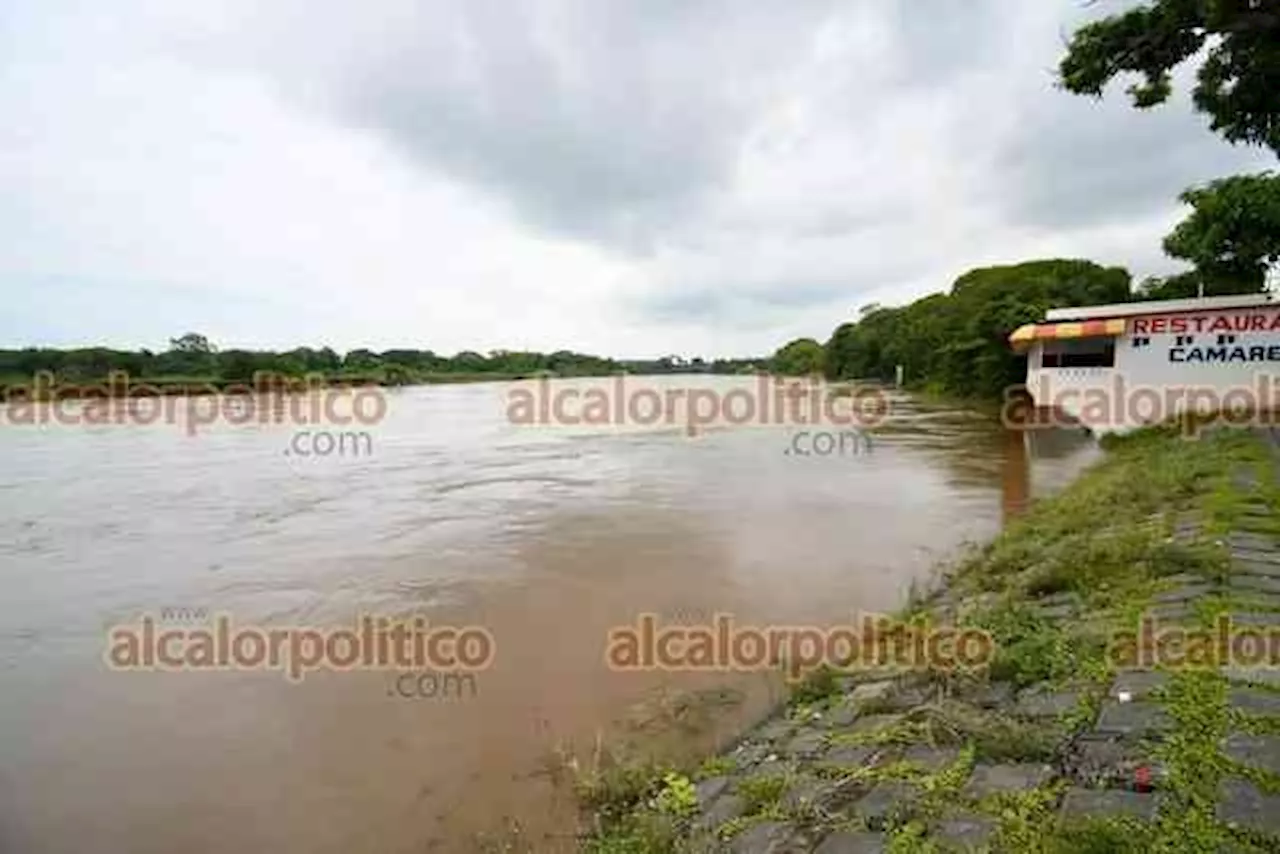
[823,260,1132,397]
[218,350,268,383]
[343,349,382,371]
[1058,1,1280,155]
[1133,271,1206,300]
[1163,171,1280,291]
[169,332,214,354]
[161,332,216,376]
[772,338,825,376]
[452,351,489,372]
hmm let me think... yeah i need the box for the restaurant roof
[1044,292,1277,322]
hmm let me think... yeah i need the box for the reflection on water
[0,380,1098,853]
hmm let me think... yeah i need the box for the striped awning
[1009,318,1126,351]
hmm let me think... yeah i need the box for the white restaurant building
[1009,293,1280,434]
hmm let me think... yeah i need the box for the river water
[0,378,1098,853]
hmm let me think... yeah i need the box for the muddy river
[0,378,1097,853]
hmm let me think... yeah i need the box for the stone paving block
[1151,584,1215,605]
[1160,572,1211,587]
[1067,736,1163,789]
[813,830,886,854]
[1228,532,1278,553]
[835,675,863,693]
[901,745,961,773]
[1224,732,1280,775]
[730,821,800,854]
[823,745,878,770]
[1223,666,1280,688]
[755,719,797,743]
[1095,701,1171,736]
[826,701,860,728]
[1225,611,1279,629]
[1238,501,1272,518]
[695,794,744,832]
[1229,686,1280,716]
[1234,555,1280,575]
[934,814,997,849]
[957,680,1015,709]
[784,730,829,759]
[732,742,773,769]
[849,681,895,705]
[1217,778,1280,836]
[1035,592,1081,621]
[1232,469,1261,490]
[696,776,731,808]
[1059,788,1158,821]
[854,781,918,830]
[884,685,932,711]
[1111,670,1169,700]
[1229,573,1280,594]
[1229,590,1280,612]
[1173,521,1202,542]
[1037,592,1080,609]
[843,714,903,738]
[781,776,831,812]
[963,762,1054,797]
[1147,601,1196,623]
[1038,602,1076,621]
[1013,690,1079,719]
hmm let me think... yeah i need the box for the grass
[693,755,736,780]
[789,664,844,705]
[1148,670,1233,852]
[735,774,790,816]
[966,604,1079,687]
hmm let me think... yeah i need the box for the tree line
[768,259,1136,395]
[0,331,764,391]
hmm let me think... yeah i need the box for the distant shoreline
[0,368,770,401]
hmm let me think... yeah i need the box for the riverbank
[0,368,779,399]
[0,370,562,398]
[578,425,1280,853]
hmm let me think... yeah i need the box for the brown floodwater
[0,379,1098,853]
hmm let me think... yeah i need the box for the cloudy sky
[0,1,1273,358]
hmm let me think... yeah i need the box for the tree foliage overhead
[1162,170,1280,290]
[1059,0,1280,155]
[824,260,1132,397]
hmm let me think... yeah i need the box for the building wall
[1026,305,1280,432]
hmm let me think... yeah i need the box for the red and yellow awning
[1009,318,1126,352]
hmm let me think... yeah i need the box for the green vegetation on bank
[819,259,1132,396]
[575,425,1280,852]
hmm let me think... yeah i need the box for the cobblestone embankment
[583,427,1280,853]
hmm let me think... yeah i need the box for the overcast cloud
[0,0,1273,357]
